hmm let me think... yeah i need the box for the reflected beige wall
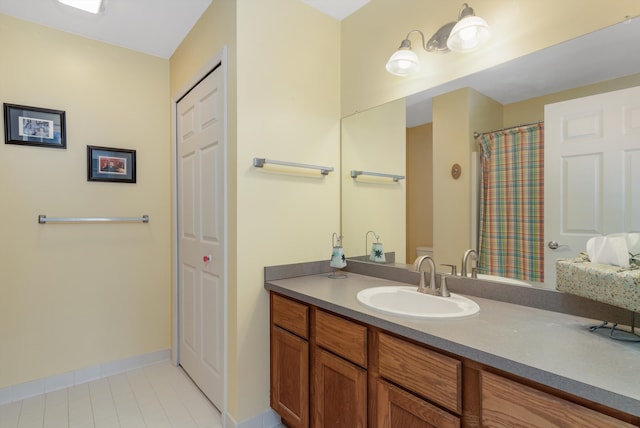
[406,123,433,263]
[431,89,502,268]
[503,74,640,127]
[408,74,640,273]
[342,99,406,261]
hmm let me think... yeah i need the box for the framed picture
[87,145,136,183]
[3,103,66,149]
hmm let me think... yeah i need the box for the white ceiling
[0,0,367,58]
[0,0,213,58]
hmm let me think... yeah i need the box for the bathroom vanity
[265,262,640,427]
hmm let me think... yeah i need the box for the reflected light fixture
[57,0,105,14]
[386,3,490,76]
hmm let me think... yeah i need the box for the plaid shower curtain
[477,123,544,282]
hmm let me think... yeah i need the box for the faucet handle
[441,264,457,275]
[440,274,451,297]
[471,267,478,278]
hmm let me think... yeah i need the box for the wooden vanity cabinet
[270,294,310,428]
[270,291,639,428]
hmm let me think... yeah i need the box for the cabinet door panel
[481,371,635,428]
[377,379,460,428]
[313,347,367,428]
[271,326,309,428]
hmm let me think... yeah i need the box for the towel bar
[253,157,334,175]
[38,215,149,224]
[351,170,405,182]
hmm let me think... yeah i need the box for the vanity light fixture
[447,3,491,53]
[57,0,105,14]
[385,3,490,76]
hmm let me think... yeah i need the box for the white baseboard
[225,407,284,428]
[0,349,170,405]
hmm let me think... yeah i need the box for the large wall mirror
[341,19,640,289]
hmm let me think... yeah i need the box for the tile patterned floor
[0,362,222,428]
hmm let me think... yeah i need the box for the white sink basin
[356,286,479,320]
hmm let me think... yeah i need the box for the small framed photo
[3,103,66,149]
[87,145,136,183]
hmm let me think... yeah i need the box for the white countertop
[265,272,640,417]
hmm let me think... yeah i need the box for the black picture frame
[3,103,66,149]
[87,145,136,183]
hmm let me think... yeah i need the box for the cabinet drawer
[314,309,367,368]
[272,293,309,339]
[480,371,636,428]
[377,332,461,414]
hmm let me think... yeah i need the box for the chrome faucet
[461,249,478,278]
[413,255,449,297]
[414,255,435,293]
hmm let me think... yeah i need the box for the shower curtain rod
[473,121,543,139]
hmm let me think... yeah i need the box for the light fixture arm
[458,3,475,20]
[365,230,380,259]
[399,26,455,54]
[397,30,427,52]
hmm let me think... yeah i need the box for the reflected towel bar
[351,170,405,182]
[38,215,149,224]
[253,158,334,175]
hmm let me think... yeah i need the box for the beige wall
[341,0,640,116]
[406,123,433,263]
[0,15,171,388]
[430,88,502,268]
[235,0,340,420]
[168,0,239,418]
[341,99,406,261]
[171,0,341,422]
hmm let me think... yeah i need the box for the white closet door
[177,66,225,409]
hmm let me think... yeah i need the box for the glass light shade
[385,48,420,76]
[446,16,490,53]
[58,0,104,14]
